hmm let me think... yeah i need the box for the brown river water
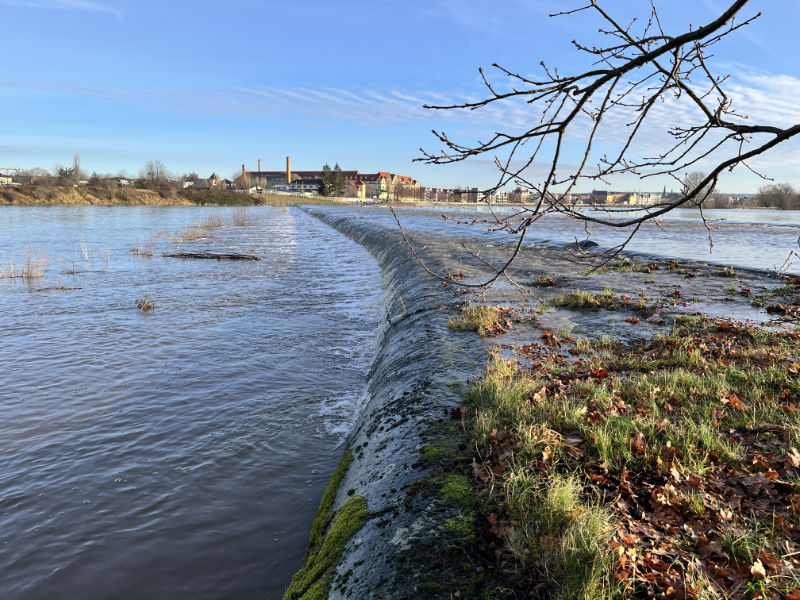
[1,204,798,600]
[0,206,383,599]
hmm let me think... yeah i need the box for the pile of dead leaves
[464,317,800,599]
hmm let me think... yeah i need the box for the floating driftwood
[163,252,260,261]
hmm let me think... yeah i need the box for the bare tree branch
[412,0,799,286]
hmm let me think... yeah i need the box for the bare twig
[415,0,798,286]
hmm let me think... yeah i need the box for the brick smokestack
[258,159,261,173]
[242,164,246,176]
[287,156,291,184]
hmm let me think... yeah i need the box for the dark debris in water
[162,252,260,261]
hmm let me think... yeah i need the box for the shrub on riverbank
[463,316,800,598]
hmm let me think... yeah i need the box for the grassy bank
[0,185,348,206]
[459,316,800,598]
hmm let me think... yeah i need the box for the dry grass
[175,226,212,242]
[136,295,155,311]
[548,288,627,310]
[1,246,47,279]
[199,213,225,228]
[130,240,154,257]
[447,304,520,336]
[232,207,256,226]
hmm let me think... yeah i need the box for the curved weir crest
[286,207,490,599]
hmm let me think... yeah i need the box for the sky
[1,0,800,192]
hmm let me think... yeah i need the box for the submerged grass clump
[1,246,47,279]
[447,304,519,336]
[136,295,155,311]
[612,258,659,273]
[548,288,628,311]
[175,226,211,242]
[526,274,559,287]
[130,240,154,257]
[199,212,225,228]
[232,206,256,226]
[463,316,800,598]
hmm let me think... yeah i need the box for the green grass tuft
[447,305,503,335]
[443,515,476,541]
[548,289,627,311]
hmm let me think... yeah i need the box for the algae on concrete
[283,450,368,600]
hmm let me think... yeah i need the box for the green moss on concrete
[444,515,475,541]
[283,495,368,600]
[307,450,352,558]
[293,576,330,600]
[438,472,475,508]
[419,436,459,464]
[283,450,368,600]
[420,444,444,462]
[418,581,446,594]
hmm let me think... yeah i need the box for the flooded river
[0,206,383,599]
[1,203,797,600]
[388,206,800,274]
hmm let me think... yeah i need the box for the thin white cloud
[2,0,121,20]
[700,0,776,61]
[2,70,797,157]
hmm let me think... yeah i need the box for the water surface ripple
[0,206,383,599]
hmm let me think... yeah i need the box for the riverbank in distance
[0,185,348,207]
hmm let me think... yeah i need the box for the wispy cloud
[2,0,122,20]
[2,70,798,168]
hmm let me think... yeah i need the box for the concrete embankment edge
[283,207,488,599]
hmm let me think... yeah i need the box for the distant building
[507,187,530,204]
[590,190,627,205]
[191,172,232,190]
[243,163,418,200]
[110,177,133,187]
[288,177,321,193]
[626,192,666,206]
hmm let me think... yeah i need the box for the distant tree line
[2,157,236,203]
[679,171,800,210]
[751,183,800,210]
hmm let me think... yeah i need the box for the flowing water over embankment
[290,205,794,599]
[291,207,493,598]
[0,206,383,600]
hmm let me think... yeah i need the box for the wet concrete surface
[297,206,792,598]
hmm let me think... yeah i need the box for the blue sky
[2,0,799,192]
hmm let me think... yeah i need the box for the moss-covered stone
[283,496,368,600]
[307,450,352,558]
[438,472,475,508]
[443,515,475,541]
[283,449,368,600]
[418,436,459,465]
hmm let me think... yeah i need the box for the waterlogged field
[388,206,800,274]
[0,206,383,600]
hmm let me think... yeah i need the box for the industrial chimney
[242,164,246,177]
[286,156,291,184]
[258,159,261,173]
